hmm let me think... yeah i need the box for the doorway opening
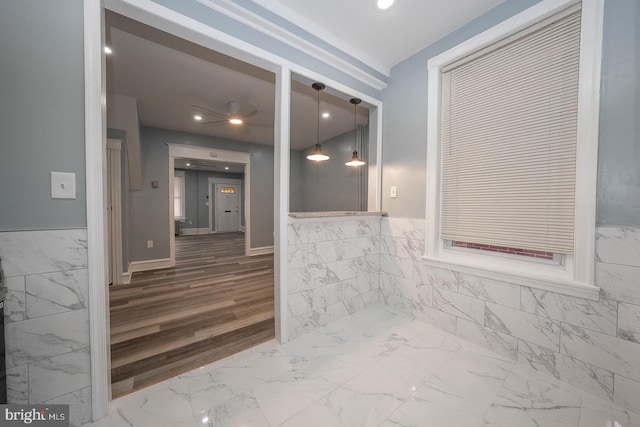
[104,11,276,398]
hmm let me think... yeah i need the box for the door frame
[86,0,385,420]
[208,177,243,233]
[168,144,251,262]
[106,138,124,285]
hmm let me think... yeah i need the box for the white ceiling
[258,0,505,72]
[106,0,504,150]
[106,11,369,150]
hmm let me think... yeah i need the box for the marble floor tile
[86,306,639,427]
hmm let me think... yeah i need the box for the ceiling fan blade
[200,119,228,126]
[190,104,228,119]
[242,102,258,119]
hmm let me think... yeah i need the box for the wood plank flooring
[109,232,274,398]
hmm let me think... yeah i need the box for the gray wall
[180,169,244,230]
[596,0,640,227]
[289,149,304,212]
[381,0,541,218]
[129,126,275,262]
[292,130,366,212]
[381,0,640,229]
[0,0,86,231]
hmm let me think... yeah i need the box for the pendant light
[345,98,366,167]
[306,83,330,161]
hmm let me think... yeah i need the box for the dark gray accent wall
[129,126,275,262]
[0,0,86,231]
[596,0,640,227]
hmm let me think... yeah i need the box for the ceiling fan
[191,101,258,127]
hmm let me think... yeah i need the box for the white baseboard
[239,225,246,232]
[128,258,173,273]
[180,227,210,236]
[121,271,132,285]
[249,246,274,256]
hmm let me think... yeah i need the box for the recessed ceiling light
[322,112,330,118]
[194,115,202,121]
[186,163,191,166]
[229,118,243,125]
[224,167,230,170]
[376,0,395,10]
[104,46,113,54]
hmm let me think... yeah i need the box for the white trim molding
[249,246,275,256]
[197,0,388,89]
[85,0,110,420]
[128,258,173,273]
[180,227,210,236]
[423,0,603,301]
[168,144,252,260]
[208,177,243,234]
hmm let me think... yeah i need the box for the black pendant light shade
[307,83,330,161]
[345,98,365,167]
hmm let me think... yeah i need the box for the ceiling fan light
[229,117,243,125]
[376,0,395,10]
[345,151,365,167]
[306,144,330,161]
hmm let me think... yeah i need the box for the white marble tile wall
[379,218,640,415]
[287,218,380,340]
[0,229,92,426]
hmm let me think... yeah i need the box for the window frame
[174,170,186,220]
[423,0,604,301]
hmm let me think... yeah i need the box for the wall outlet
[51,172,76,199]
[390,186,398,198]
[146,240,153,248]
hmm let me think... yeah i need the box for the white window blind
[440,9,581,255]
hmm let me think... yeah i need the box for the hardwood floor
[109,232,274,397]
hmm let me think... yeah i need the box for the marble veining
[85,307,638,427]
[485,302,561,351]
[596,227,640,267]
[614,374,640,416]
[595,262,640,305]
[4,276,26,323]
[5,308,90,368]
[520,287,618,335]
[0,229,87,277]
[29,347,91,403]
[26,269,88,319]
[618,302,640,344]
[560,323,640,383]
[518,340,614,400]
[6,365,28,404]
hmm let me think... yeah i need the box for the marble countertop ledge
[288,211,388,219]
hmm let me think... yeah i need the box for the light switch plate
[51,172,76,199]
[390,186,398,198]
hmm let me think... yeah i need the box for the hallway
[109,232,274,397]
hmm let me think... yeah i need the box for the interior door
[216,183,240,232]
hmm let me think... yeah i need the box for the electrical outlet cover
[51,172,76,199]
